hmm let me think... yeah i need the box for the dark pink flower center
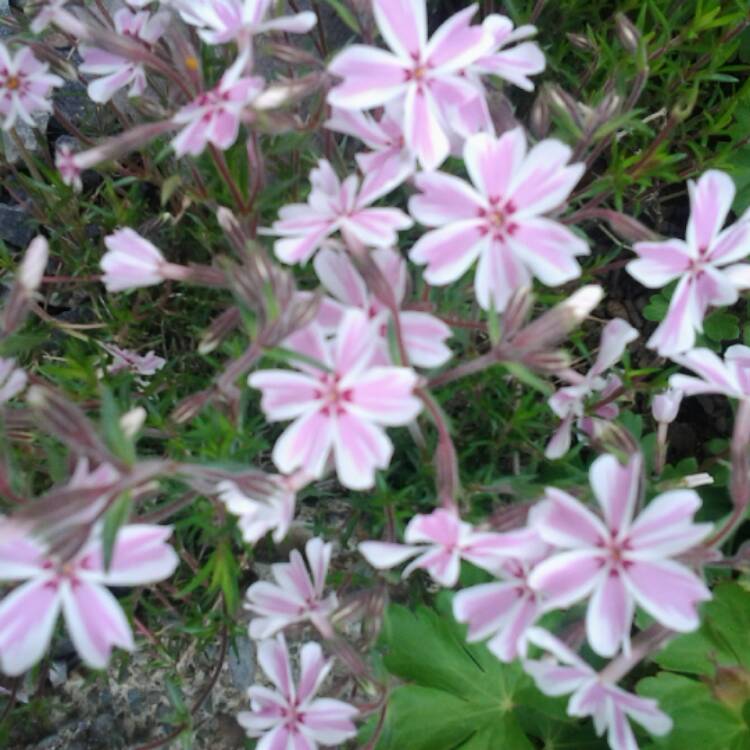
[478,199,518,240]
[315,372,353,416]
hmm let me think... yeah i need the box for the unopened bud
[615,13,641,55]
[119,406,146,440]
[529,93,550,139]
[566,32,595,52]
[652,388,683,424]
[19,236,49,293]
[199,307,242,354]
[171,389,213,423]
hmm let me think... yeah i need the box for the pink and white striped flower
[218,471,310,545]
[171,0,316,51]
[359,508,539,588]
[409,128,587,311]
[546,318,638,459]
[244,538,337,640]
[103,344,166,377]
[325,105,415,202]
[453,529,549,661]
[100,228,168,291]
[80,8,169,103]
[627,170,750,356]
[269,160,412,266]
[669,345,750,400]
[248,309,422,490]
[327,0,493,170]
[0,43,63,130]
[453,14,545,136]
[0,524,178,675]
[171,55,263,157]
[523,628,672,750]
[237,634,358,749]
[313,244,452,368]
[528,453,712,657]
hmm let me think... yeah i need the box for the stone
[0,203,37,248]
[1,111,49,163]
[227,634,256,692]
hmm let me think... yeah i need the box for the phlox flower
[528,453,712,657]
[452,529,549,662]
[0,358,27,405]
[627,170,750,356]
[669,345,750,401]
[269,160,413,266]
[100,228,167,291]
[103,343,166,377]
[218,471,310,545]
[0,42,63,130]
[453,14,545,136]
[524,627,672,750]
[0,524,178,675]
[546,318,638,459]
[244,538,337,640]
[248,309,422,490]
[80,8,169,103]
[312,244,452,368]
[237,634,358,749]
[327,0,493,170]
[171,55,263,157]
[171,0,316,51]
[408,128,587,312]
[359,508,539,588]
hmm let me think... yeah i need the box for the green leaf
[643,294,669,323]
[376,596,535,750]
[638,673,747,750]
[319,0,360,34]
[704,312,740,343]
[101,492,131,572]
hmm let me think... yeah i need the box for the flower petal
[372,0,426,60]
[589,318,639,377]
[403,84,450,170]
[272,410,334,479]
[464,129,525,202]
[646,275,701,356]
[249,370,323,421]
[258,634,294,701]
[474,238,531,312]
[332,412,392,490]
[627,239,694,288]
[409,221,486,285]
[530,488,608,548]
[347,366,421,425]
[586,570,634,657]
[409,172,485,226]
[327,46,407,110]
[589,453,641,539]
[686,170,735,252]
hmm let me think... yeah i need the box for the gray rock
[0,203,37,248]
[53,80,97,132]
[127,687,145,712]
[228,634,255,692]
[1,111,49,163]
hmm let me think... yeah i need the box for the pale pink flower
[0,43,63,130]
[409,128,587,311]
[669,345,750,400]
[528,453,712,657]
[80,8,169,103]
[18,236,48,293]
[523,627,672,750]
[0,358,27,404]
[627,170,750,356]
[218,472,309,545]
[248,310,422,490]
[237,634,358,749]
[312,245,452,368]
[327,0,493,170]
[244,538,338,639]
[325,105,415,202]
[652,387,683,424]
[453,529,549,661]
[171,55,263,157]
[453,14,545,136]
[359,508,539,588]
[171,0,316,51]
[100,228,166,291]
[0,524,178,675]
[103,343,166,377]
[30,0,89,36]
[546,319,638,459]
[269,160,413,265]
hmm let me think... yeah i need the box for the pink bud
[100,229,166,292]
[19,236,49,293]
[652,388,683,424]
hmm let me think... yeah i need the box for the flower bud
[119,406,147,439]
[18,236,48,293]
[100,228,167,292]
[652,388,683,424]
[615,13,641,55]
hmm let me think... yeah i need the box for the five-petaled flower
[0,42,63,131]
[171,54,263,157]
[312,244,452,368]
[244,538,338,640]
[103,343,166,377]
[237,634,358,749]
[528,452,711,657]
[409,128,587,312]
[248,309,422,490]
[359,508,538,587]
[80,8,169,103]
[0,524,178,675]
[523,627,672,750]
[269,159,412,266]
[327,0,493,170]
[627,170,750,356]
[546,318,638,459]
[453,529,549,662]
[172,0,316,52]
